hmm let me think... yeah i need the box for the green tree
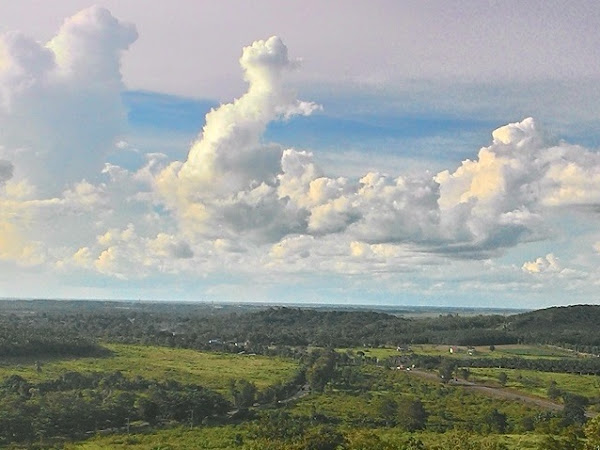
[302,425,346,450]
[402,437,427,450]
[397,398,428,431]
[136,397,159,424]
[307,352,336,392]
[538,432,583,450]
[229,379,257,409]
[439,360,456,383]
[485,408,507,433]
[253,410,307,442]
[547,380,562,400]
[346,430,397,450]
[497,372,507,386]
[377,396,398,426]
[562,394,588,426]
[459,368,471,380]
[521,415,535,432]
[584,415,600,449]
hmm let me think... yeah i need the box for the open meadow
[339,343,581,361]
[0,343,298,394]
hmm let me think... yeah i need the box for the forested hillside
[1,301,600,357]
[507,305,600,349]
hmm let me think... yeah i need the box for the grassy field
[412,344,578,359]
[466,367,600,402]
[481,345,578,359]
[0,343,298,393]
[339,344,581,360]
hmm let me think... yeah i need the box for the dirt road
[406,369,596,417]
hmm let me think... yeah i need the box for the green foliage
[562,394,588,426]
[302,425,346,450]
[4,301,600,355]
[484,409,508,433]
[253,410,308,442]
[508,305,600,349]
[229,379,257,409]
[429,430,509,449]
[397,398,428,431]
[439,359,456,382]
[307,350,336,392]
[498,372,508,386]
[376,396,398,426]
[584,415,600,449]
[538,432,584,450]
[64,425,245,449]
[345,430,398,450]
[3,301,600,449]
[0,371,231,445]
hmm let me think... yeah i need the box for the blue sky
[0,2,600,308]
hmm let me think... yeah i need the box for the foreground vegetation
[1,300,600,449]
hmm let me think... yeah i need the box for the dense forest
[1,301,600,358]
[0,372,230,445]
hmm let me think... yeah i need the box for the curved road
[406,369,596,417]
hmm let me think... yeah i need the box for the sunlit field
[0,343,298,393]
[338,344,580,360]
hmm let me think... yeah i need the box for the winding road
[406,369,596,418]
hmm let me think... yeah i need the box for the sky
[0,1,600,308]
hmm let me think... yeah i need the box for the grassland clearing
[466,367,600,403]
[0,343,298,393]
[338,344,580,361]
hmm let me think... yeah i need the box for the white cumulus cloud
[0,6,137,194]
[522,253,562,274]
[156,36,320,242]
[154,38,600,264]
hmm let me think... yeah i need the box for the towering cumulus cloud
[0,6,137,194]
[0,7,137,268]
[156,36,320,241]
[158,43,600,261]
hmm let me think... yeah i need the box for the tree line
[0,371,230,445]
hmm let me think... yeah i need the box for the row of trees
[0,372,230,445]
